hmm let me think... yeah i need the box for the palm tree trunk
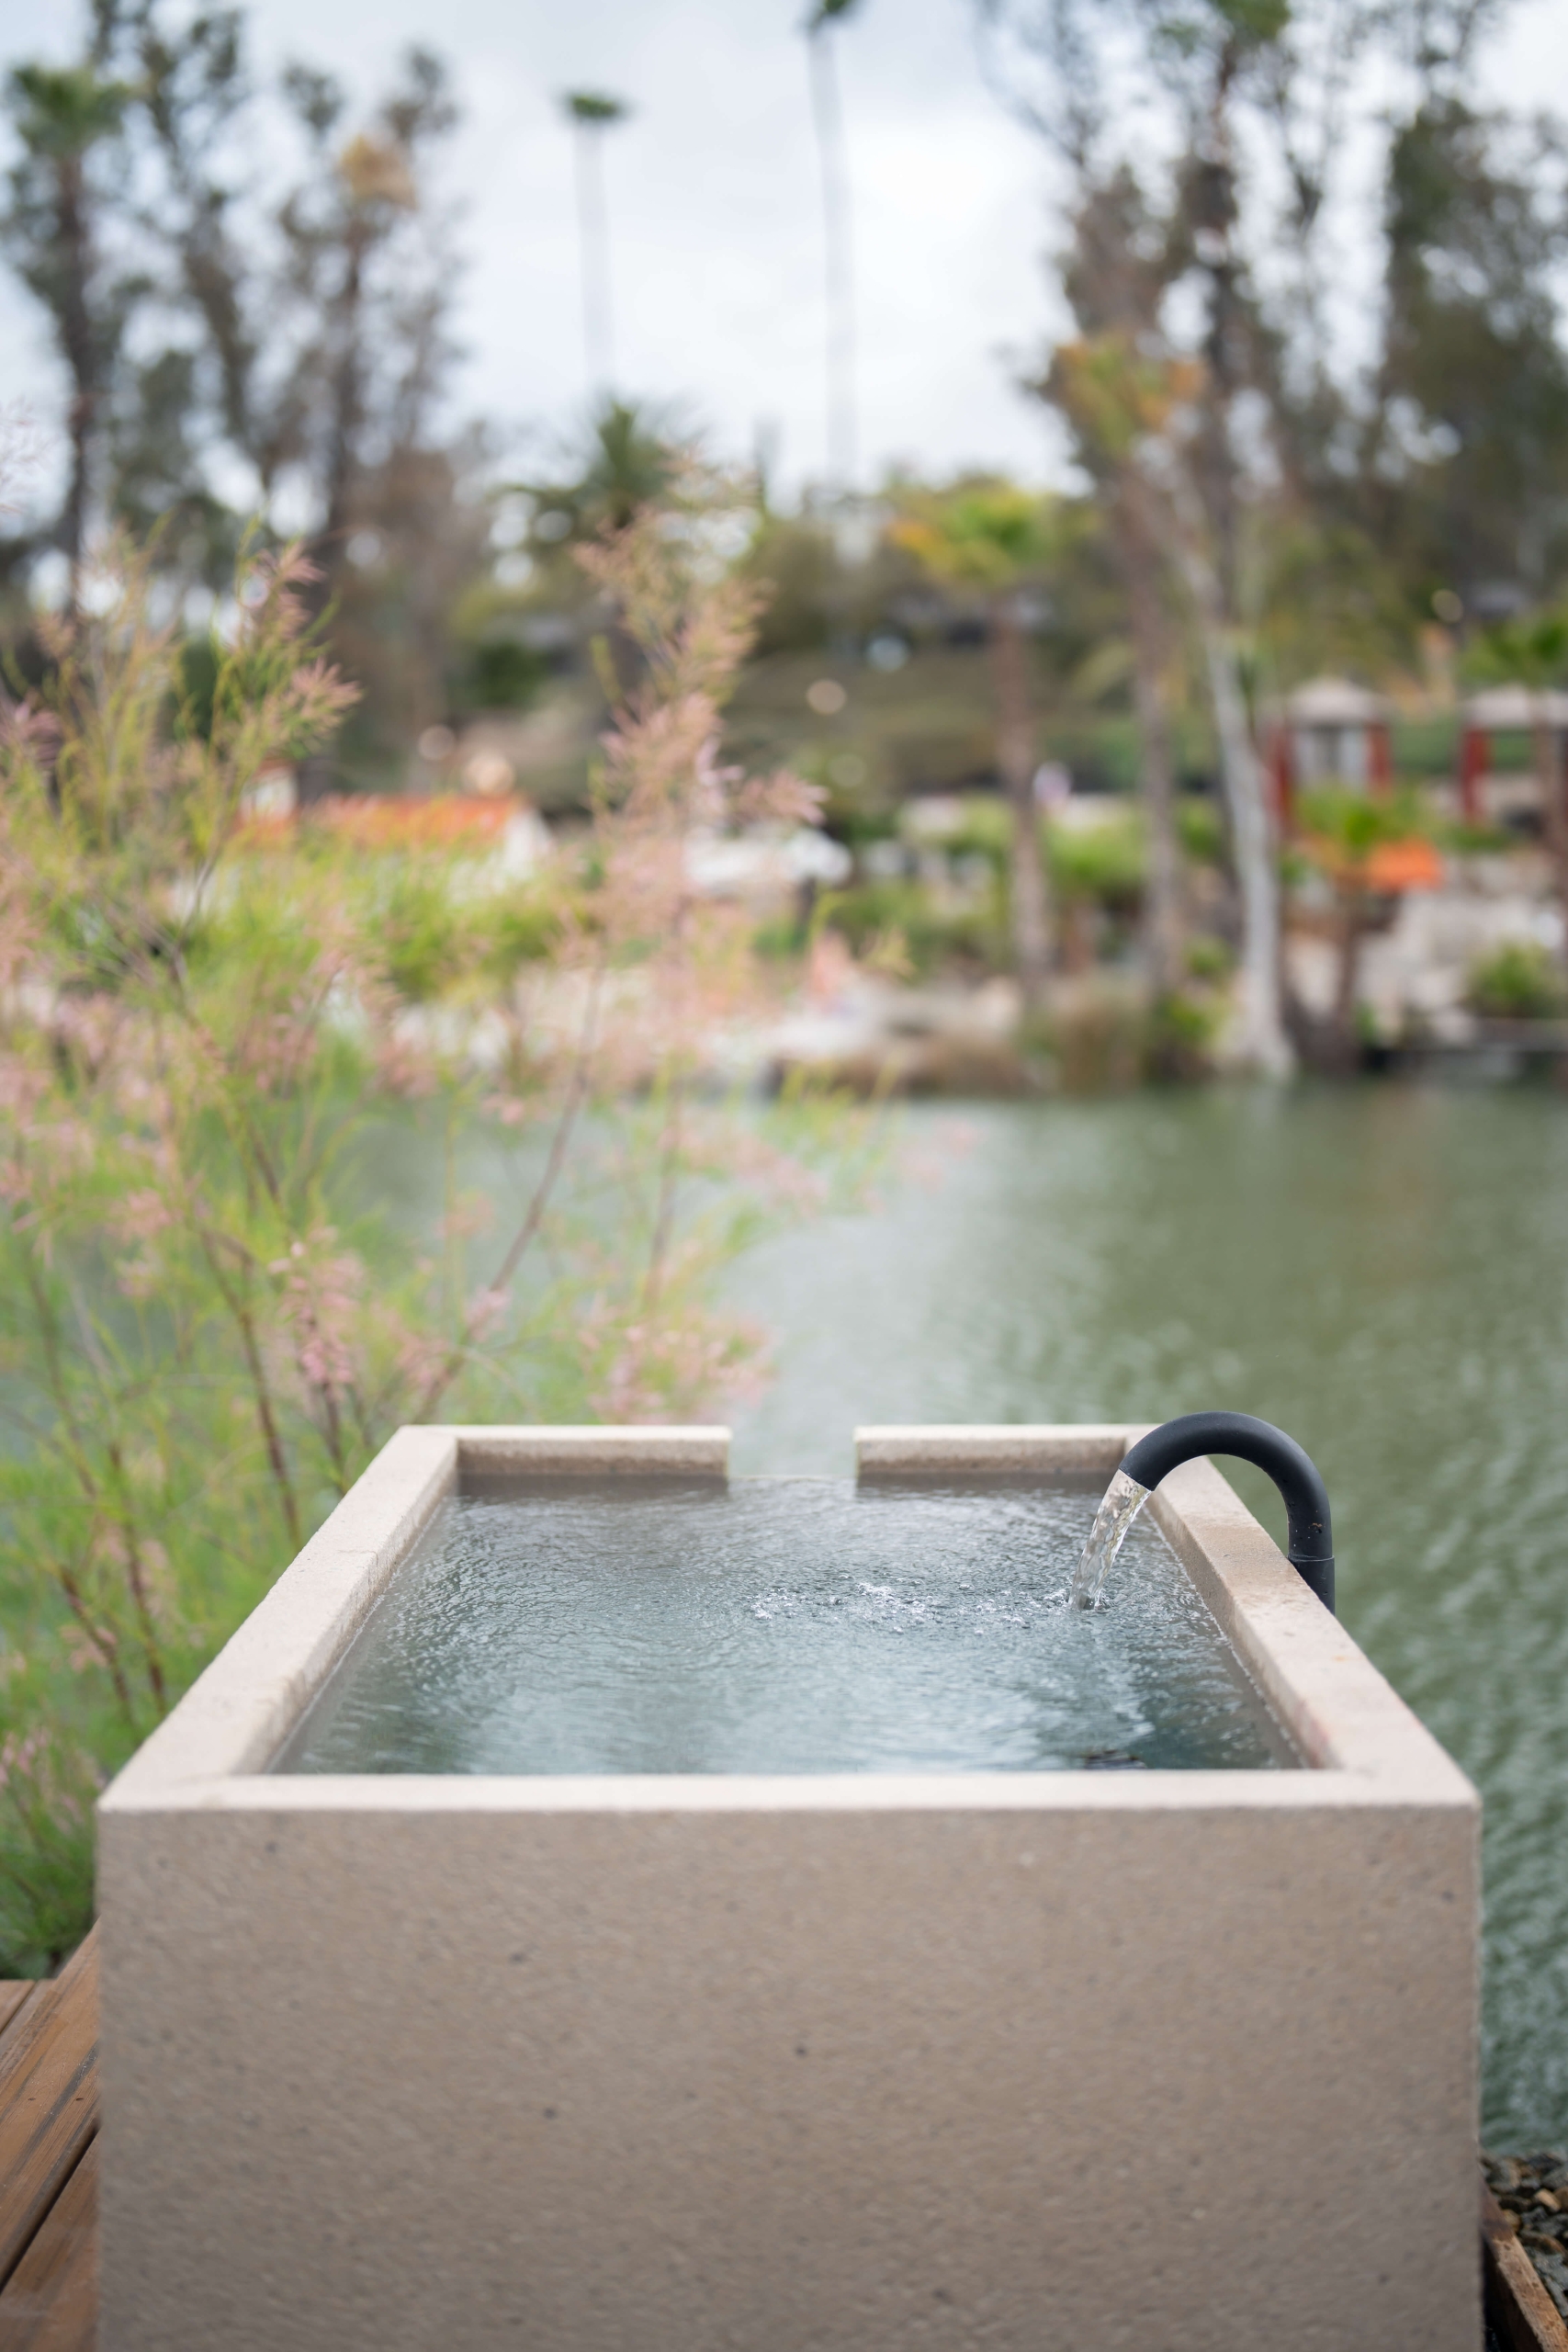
[54,151,96,613]
[807,24,856,493]
[990,591,1052,1012]
[573,125,615,396]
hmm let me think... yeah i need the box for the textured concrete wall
[97,1426,1481,2351]
[99,1792,1478,2351]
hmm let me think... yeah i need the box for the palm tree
[521,397,681,548]
[804,2,863,495]
[561,91,631,400]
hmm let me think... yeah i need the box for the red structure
[1267,678,1394,828]
[1456,687,1568,828]
[1458,723,1488,825]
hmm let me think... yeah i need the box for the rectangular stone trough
[97,1424,1480,2350]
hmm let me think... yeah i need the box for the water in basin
[276,1476,1292,1775]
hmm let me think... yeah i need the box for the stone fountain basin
[97,1423,1478,2351]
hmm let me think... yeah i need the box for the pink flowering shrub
[0,502,869,1969]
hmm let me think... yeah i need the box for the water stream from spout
[1070,1469,1152,1610]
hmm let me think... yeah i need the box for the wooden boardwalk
[0,1925,1562,2349]
[0,1934,96,2351]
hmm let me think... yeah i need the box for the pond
[724,1083,1568,2151]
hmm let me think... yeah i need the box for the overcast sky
[5,0,1568,504]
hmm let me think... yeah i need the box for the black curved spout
[1121,1411,1336,1615]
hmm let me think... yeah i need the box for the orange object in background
[1299,833,1446,892]
[1364,837,1445,891]
[234,792,534,850]
[311,794,524,846]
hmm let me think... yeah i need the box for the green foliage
[1146,987,1225,1074]
[465,638,546,711]
[1393,718,1461,777]
[0,514,861,1972]
[942,796,1012,865]
[887,474,1064,592]
[518,399,683,553]
[1177,796,1226,864]
[6,63,130,157]
[1378,99,1568,605]
[1434,815,1516,854]
[1184,932,1235,980]
[561,90,630,126]
[2,10,479,781]
[1254,516,1421,684]
[818,879,1005,976]
[1046,810,1145,909]
[1465,940,1568,1021]
[374,860,471,1001]
[479,889,565,977]
[1465,606,1568,692]
[1296,786,1427,874]
[0,1726,98,1974]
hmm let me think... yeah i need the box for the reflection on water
[725,1086,1568,2146]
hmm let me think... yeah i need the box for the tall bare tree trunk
[296,218,369,806]
[1330,885,1370,1076]
[807,21,857,493]
[54,151,96,614]
[990,590,1052,1012]
[1534,705,1568,968]
[1152,454,1292,1076]
[1117,473,1183,998]
[1168,532,1291,1073]
[572,123,615,396]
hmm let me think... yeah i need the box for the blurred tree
[1,10,480,789]
[1,53,135,605]
[522,397,682,551]
[560,92,632,401]
[1370,100,1568,615]
[1041,168,1188,998]
[143,34,467,789]
[888,476,1061,1008]
[474,399,688,731]
[1293,788,1427,1071]
[979,0,1405,1073]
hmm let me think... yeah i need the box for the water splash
[1071,1468,1152,1610]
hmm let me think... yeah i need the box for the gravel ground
[1483,2150,1568,2321]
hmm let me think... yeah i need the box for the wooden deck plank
[0,1935,96,2294]
[1483,2181,1568,2352]
[0,1998,33,2053]
[0,2142,96,2352]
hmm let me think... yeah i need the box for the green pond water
[720,1085,1568,2152]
